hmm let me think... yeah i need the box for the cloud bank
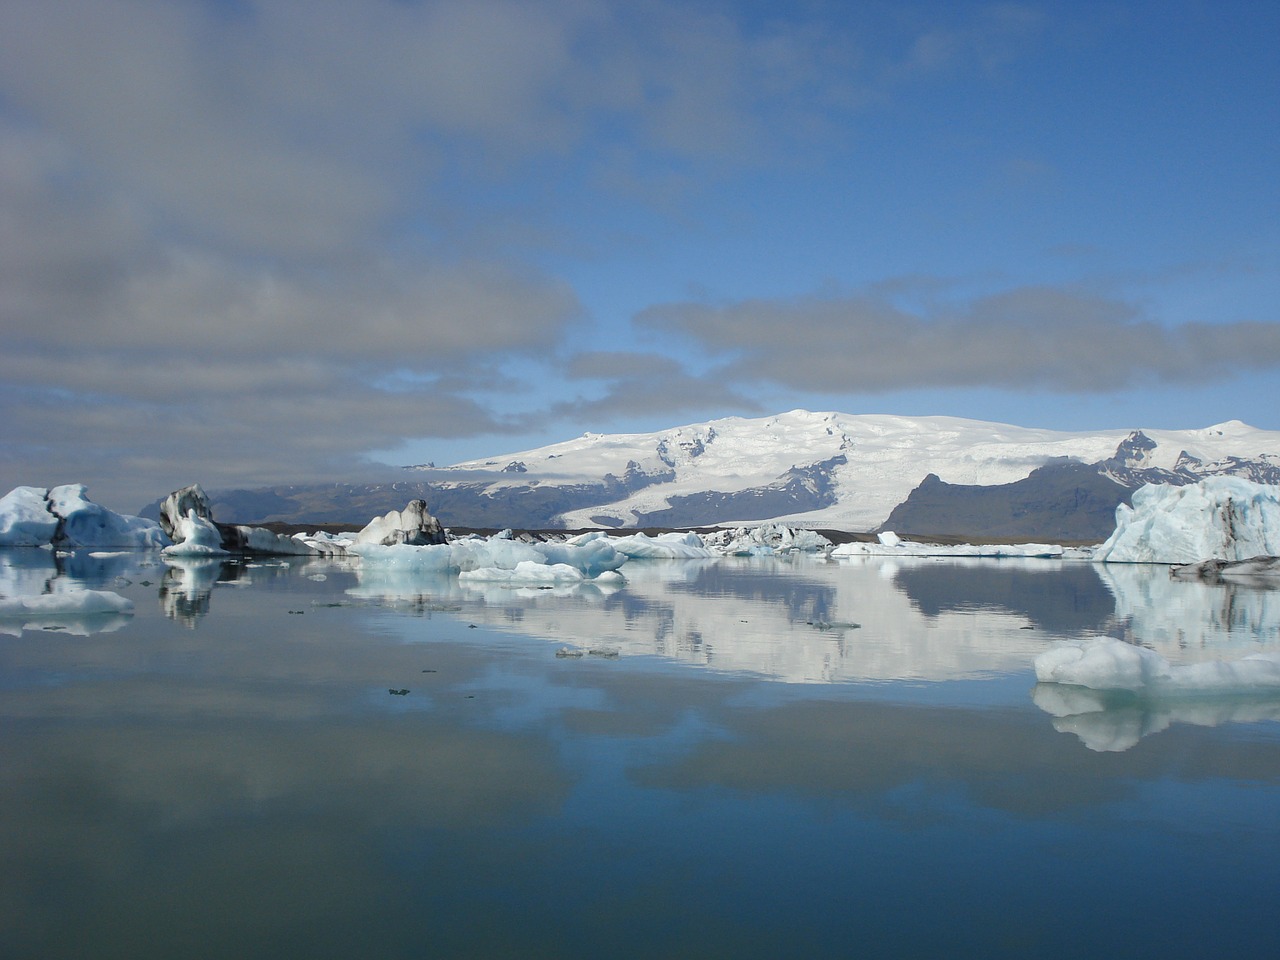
[637,287,1280,394]
[1,1,1276,507]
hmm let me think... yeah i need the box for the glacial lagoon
[3,548,1280,959]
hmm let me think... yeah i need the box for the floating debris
[555,647,584,658]
[388,688,410,696]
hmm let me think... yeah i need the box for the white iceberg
[1094,476,1280,564]
[700,523,832,556]
[0,589,135,618]
[1034,637,1280,693]
[831,531,1063,559]
[162,512,231,557]
[351,531,626,579]
[0,587,136,636]
[459,560,587,585]
[608,531,718,560]
[0,484,168,548]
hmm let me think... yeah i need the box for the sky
[2,0,1278,510]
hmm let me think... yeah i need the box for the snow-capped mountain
[425,410,1280,532]
[181,410,1280,536]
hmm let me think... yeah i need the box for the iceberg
[0,589,135,618]
[1034,637,1280,693]
[831,531,1063,559]
[351,531,625,580]
[160,483,346,557]
[354,499,447,546]
[0,587,136,636]
[700,523,832,556]
[459,560,587,585]
[609,532,718,560]
[162,512,231,556]
[1094,476,1280,563]
[0,484,168,548]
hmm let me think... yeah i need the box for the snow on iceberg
[1094,476,1280,564]
[1034,637,1280,693]
[0,484,168,548]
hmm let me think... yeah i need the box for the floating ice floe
[831,530,1064,559]
[0,588,136,636]
[1170,555,1280,585]
[608,531,718,560]
[352,531,627,581]
[0,589,135,618]
[700,523,832,556]
[459,560,589,585]
[1034,637,1280,693]
[1094,476,1280,564]
[0,485,168,548]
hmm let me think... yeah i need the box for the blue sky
[1,0,1278,508]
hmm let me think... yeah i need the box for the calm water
[3,548,1280,959]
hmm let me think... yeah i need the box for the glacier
[425,410,1280,531]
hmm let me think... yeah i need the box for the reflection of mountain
[359,556,1065,683]
[353,556,1280,688]
[893,561,1114,633]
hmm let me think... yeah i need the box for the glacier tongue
[1094,476,1280,563]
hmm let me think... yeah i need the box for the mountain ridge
[154,410,1280,535]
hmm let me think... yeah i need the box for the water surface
[3,550,1279,958]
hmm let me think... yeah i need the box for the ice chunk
[610,532,718,559]
[1094,476,1280,563]
[0,588,136,634]
[1035,637,1280,692]
[832,538,1062,558]
[701,523,833,556]
[0,484,168,548]
[459,561,586,585]
[162,512,230,556]
[354,499,446,546]
[0,486,61,545]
